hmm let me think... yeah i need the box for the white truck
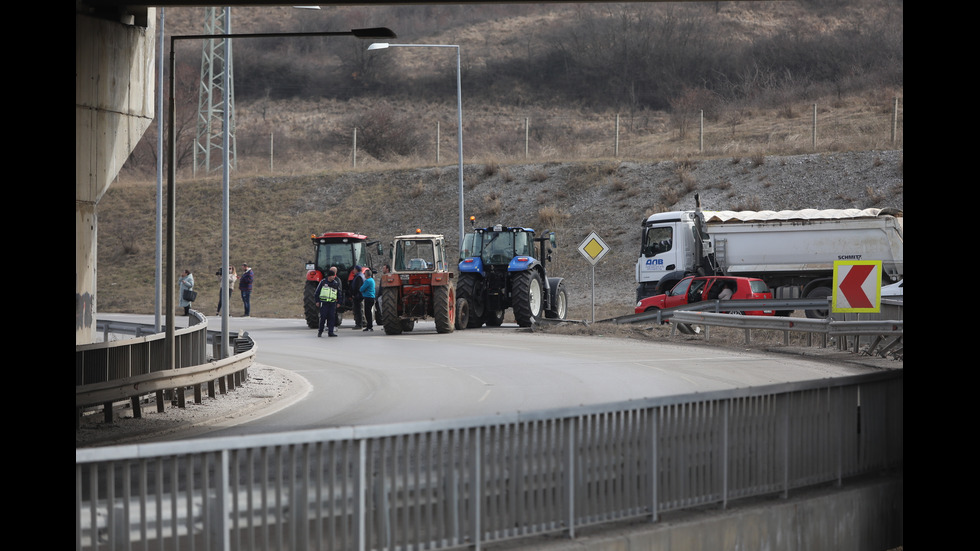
[635,196,904,317]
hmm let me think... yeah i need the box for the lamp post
[367,43,465,251]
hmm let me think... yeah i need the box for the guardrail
[75,312,256,426]
[75,370,903,551]
[600,298,903,358]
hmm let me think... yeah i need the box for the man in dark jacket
[239,263,254,317]
[315,267,342,337]
[349,265,365,329]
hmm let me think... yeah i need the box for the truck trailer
[635,197,903,317]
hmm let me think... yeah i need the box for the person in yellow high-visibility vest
[315,267,343,337]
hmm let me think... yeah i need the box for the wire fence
[219,99,903,177]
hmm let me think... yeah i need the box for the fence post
[565,417,577,537]
[437,121,441,164]
[352,128,357,168]
[811,104,817,150]
[699,109,704,153]
[615,114,620,157]
[891,96,899,145]
[525,117,529,159]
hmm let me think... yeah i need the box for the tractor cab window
[482,231,514,264]
[316,243,354,274]
[395,239,436,271]
[642,227,673,256]
[460,233,476,260]
[514,231,533,257]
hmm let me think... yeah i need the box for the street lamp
[367,43,465,251]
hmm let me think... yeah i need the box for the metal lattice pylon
[194,7,237,175]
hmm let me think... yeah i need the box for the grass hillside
[97,150,903,321]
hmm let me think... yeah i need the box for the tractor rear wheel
[434,284,455,333]
[304,281,319,329]
[512,270,543,327]
[381,287,402,335]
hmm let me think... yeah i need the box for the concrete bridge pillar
[76,10,156,344]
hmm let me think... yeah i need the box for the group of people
[177,263,254,317]
[314,264,377,338]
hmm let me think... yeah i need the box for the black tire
[455,297,470,330]
[545,281,568,320]
[485,308,505,327]
[457,273,486,328]
[434,284,455,333]
[805,286,832,319]
[512,270,543,327]
[381,286,402,335]
[304,281,319,329]
[400,319,415,332]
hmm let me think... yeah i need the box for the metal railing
[76,313,256,425]
[602,298,903,357]
[75,370,903,551]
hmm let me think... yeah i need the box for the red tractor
[378,232,456,335]
[304,232,381,329]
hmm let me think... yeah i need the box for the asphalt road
[181,314,877,437]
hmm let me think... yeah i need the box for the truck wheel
[381,287,402,335]
[457,273,485,328]
[805,286,832,319]
[485,308,505,327]
[434,284,455,333]
[455,297,470,330]
[400,320,416,332]
[304,281,319,329]
[512,270,543,327]
[545,281,568,320]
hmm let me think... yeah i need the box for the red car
[635,275,774,316]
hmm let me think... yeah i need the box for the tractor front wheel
[512,270,543,327]
[455,297,470,329]
[457,273,485,328]
[304,281,319,329]
[381,287,402,335]
[434,284,455,333]
[545,281,568,320]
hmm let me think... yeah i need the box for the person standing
[178,269,195,316]
[239,263,254,317]
[349,265,365,329]
[216,265,237,315]
[359,268,376,332]
[315,267,342,337]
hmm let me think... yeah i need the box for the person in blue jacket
[359,268,376,332]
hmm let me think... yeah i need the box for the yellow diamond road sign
[578,232,610,266]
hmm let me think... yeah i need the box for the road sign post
[832,260,882,314]
[578,232,610,322]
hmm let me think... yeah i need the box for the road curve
[153,314,877,439]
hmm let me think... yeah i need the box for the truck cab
[635,211,707,301]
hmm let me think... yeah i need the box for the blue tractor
[456,221,568,328]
